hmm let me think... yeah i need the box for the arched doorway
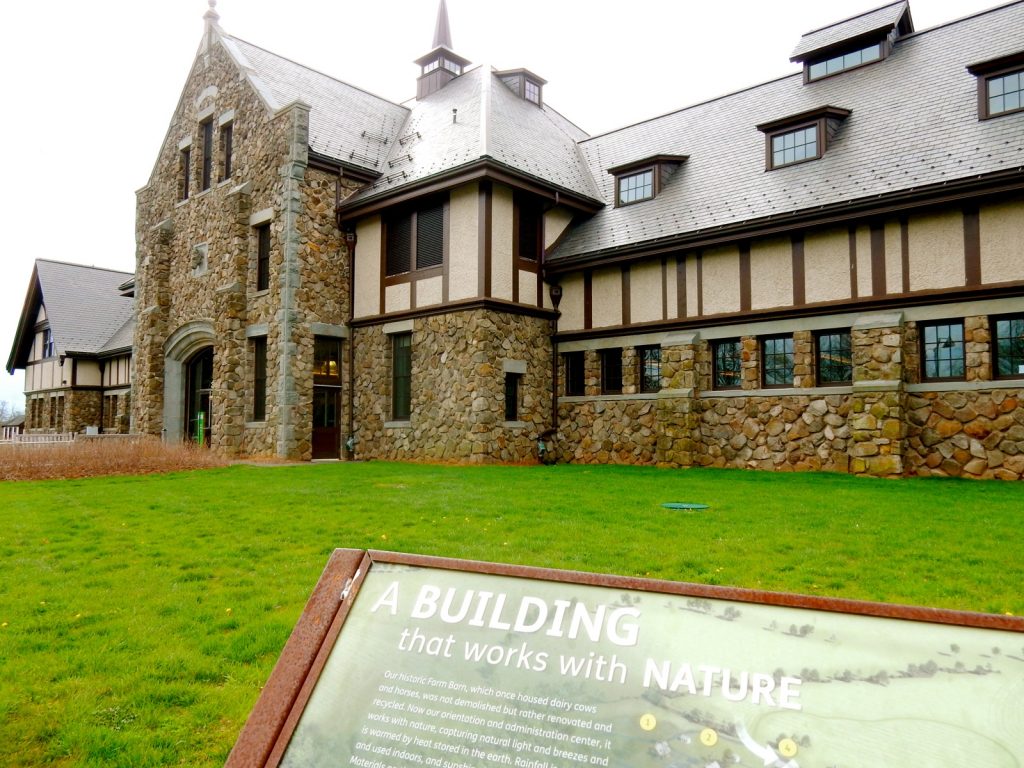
[185,347,213,446]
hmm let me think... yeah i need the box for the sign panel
[228,551,1024,768]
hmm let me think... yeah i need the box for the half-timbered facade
[122,0,1023,477]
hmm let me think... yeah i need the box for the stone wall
[353,309,553,463]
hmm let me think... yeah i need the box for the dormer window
[790,1,913,83]
[807,41,881,81]
[757,106,850,170]
[968,52,1024,120]
[607,155,687,207]
[496,69,546,107]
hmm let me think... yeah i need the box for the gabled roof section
[6,260,135,373]
[791,1,913,62]
[220,35,409,174]
[551,1,1024,265]
[340,66,601,214]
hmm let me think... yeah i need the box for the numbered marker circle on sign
[639,714,657,731]
[699,728,718,747]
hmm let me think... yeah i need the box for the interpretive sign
[227,550,1024,768]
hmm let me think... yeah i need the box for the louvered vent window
[386,198,446,276]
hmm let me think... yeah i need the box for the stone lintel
[249,207,273,225]
[662,332,699,347]
[227,180,253,199]
[853,312,904,331]
[383,319,414,335]
[503,359,527,374]
[245,323,269,338]
[215,281,244,295]
[906,380,1024,393]
[657,388,695,398]
[852,379,902,393]
[310,323,349,339]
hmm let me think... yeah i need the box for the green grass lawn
[1,463,1021,767]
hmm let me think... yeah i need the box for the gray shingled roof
[345,66,600,205]
[551,1,1024,262]
[222,36,409,173]
[791,1,909,60]
[35,260,135,357]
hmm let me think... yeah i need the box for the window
[986,69,1023,117]
[255,223,270,292]
[762,336,794,387]
[200,119,214,191]
[219,121,233,181]
[524,79,540,104]
[920,320,965,381]
[41,328,55,358]
[993,314,1024,379]
[504,373,521,421]
[564,351,585,396]
[713,339,742,390]
[314,337,341,382]
[516,193,542,261]
[180,147,191,201]
[815,330,852,385]
[638,346,661,393]
[600,348,623,395]
[252,337,267,421]
[386,200,445,276]
[617,169,654,206]
[771,125,818,168]
[807,42,882,81]
[391,332,412,420]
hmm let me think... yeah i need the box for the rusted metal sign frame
[225,548,1024,767]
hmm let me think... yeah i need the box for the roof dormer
[607,155,687,206]
[415,0,471,100]
[791,1,914,82]
[496,69,547,107]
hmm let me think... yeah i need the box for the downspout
[340,172,357,461]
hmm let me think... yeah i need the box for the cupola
[415,0,471,100]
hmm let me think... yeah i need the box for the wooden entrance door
[312,386,340,459]
[185,347,213,446]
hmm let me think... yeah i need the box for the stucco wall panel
[448,184,478,301]
[701,246,740,316]
[591,267,622,328]
[804,228,850,304]
[491,185,514,301]
[385,283,410,314]
[354,216,381,319]
[630,262,663,324]
[750,237,792,310]
[980,198,1024,285]
[417,275,443,308]
[908,210,965,291]
[558,273,585,331]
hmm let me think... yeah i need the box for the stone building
[6,260,134,435]
[125,0,1023,478]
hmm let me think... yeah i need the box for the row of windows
[180,118,233,201]
[561,314,1024,396]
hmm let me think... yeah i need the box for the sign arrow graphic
[736,722,781,767]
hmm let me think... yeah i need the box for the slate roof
[221,36,410,174]
[550,1,1024,263]
[791,1,910,60]
[6,260,135,373]
[344,66,600,206]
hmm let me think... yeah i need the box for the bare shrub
[0,437,228,481]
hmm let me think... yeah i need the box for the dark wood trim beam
[964,205,981,287]
[584,270,593,330]
[900,216,910,293]
[349,297,559,328]
[870,222,886,297]
[676,256,686,318]
[479,181,492,299]
[621,265,631,326]
[848,227,858,299]
[661,258,668,321]
[791,235,805,306]
[696,252,704,317]
[739,243,751,312]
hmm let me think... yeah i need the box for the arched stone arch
[163,320,216,443]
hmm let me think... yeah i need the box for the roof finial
[432,0,452,49]
[204,0,220,24]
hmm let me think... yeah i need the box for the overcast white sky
[0,0,1003,410]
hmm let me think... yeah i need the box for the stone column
[656,332,701,468]
[848,312,905,477]
[132,218,173,437]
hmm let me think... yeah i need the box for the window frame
[384,197,447,279]
[251,336,267,422]
[814,329,853,386]
[757,106,850,172]
[180,146,191,201]
[761,335,795,389]
[712,339,742,391]
[919,320,966,383]
[391,332,412,421]
[255,223,271,292]
[504,372,521,421]
[992,313,1024,380]
[219,121,233,182]
[200,118,214,192]
[768,123,821,169]
[41,328,55,359]
[806,41,885,82]
[564,351,585,397]
[615,168,656,207]
[314,337,342,384]
[982,67,1024,119]
[600,348,623,395]
[968,53,1024,120]
[637,345,661,394]
[515,192,543,263]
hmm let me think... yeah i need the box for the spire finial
[204,0,220,24]
[432,0,452,49]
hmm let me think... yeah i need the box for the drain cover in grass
[662,502,709,511]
